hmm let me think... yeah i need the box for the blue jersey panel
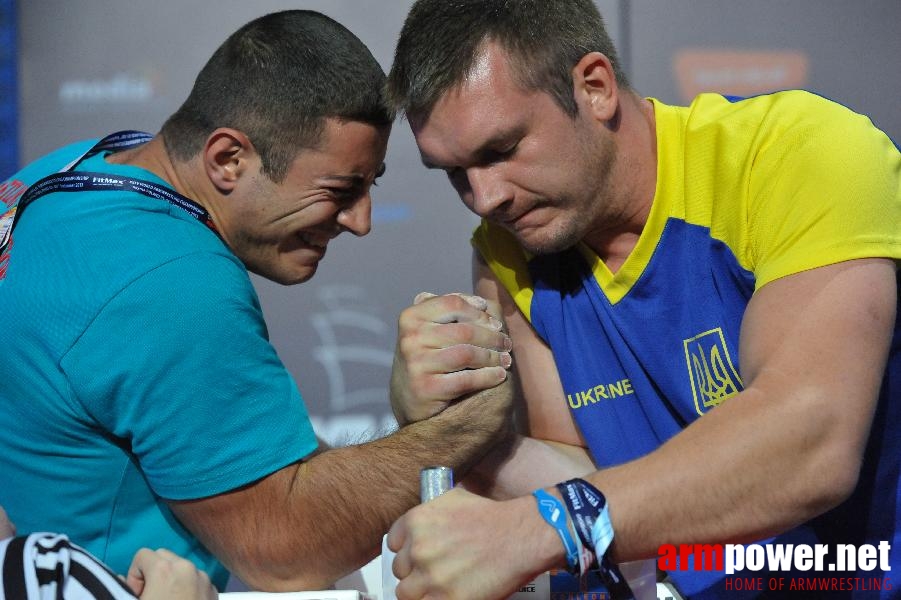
[530,219,755,467]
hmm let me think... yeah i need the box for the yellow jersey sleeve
[746,94,901,288]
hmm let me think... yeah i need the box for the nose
[464,166,512,218]
[336,193,372,236]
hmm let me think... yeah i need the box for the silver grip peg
[420,466,453,502]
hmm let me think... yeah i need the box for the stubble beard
[516,132,618,256]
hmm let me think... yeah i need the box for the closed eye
[481,142,518,165]
[328,187,358,203]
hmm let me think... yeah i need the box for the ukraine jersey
[473,91,901,598]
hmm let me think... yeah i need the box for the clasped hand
[390,292,513,425]
[387,489,551,600]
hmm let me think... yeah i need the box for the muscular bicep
[472,250,585,447]
[739,258,896,480]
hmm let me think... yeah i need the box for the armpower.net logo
[658,542,893,594]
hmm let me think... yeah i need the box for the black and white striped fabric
[1,533,138,600]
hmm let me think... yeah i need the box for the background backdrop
[4,0,900,463]
[3,0,900,593]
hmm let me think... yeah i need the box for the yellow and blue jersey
[474,91,901,597]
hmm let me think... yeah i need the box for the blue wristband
[532,489,580,574]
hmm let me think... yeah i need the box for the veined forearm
[227,379,514,591]
[463,435,595,500]
[584,384,866,564]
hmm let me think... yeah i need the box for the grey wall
[625,0,901,140]
[16,0,900,447]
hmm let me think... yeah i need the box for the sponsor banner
[673,49,808,102]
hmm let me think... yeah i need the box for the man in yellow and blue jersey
[383,1,901,598]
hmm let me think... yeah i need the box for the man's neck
[584,95,658,273]
[105,136,206,208]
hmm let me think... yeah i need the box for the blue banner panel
[0,0,17,180]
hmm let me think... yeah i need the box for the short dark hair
[387,0,629,120]
[161,10,394,182]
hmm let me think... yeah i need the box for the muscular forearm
[462,435,595,500]
[587,384,871,563]
[179,379,513,591]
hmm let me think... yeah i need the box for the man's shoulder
[684,89,841,113]
[6,139,100,187]
[681,90,876,139]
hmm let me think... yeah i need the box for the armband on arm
[555,478,635,599]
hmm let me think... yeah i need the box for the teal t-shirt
[0,140,318,588]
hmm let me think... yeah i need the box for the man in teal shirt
[0,9,514,591]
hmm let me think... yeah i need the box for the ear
[202,128,257,193]
[572,51,619,122]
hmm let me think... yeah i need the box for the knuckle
[446,370,475,395]
[477,347,495,366]
[442,294,468,311]
[401,330,430,356]
[417,379,436,398]
[173,559,194,574]
[446,323,474,344]
[441,377,468,400]
[408,538,430,563]
[449,344,477,365]
[397,308,419,331]
[420,377,449,400]
[398,334,417,355]
[490,332,508,351]
[441,345,476,371]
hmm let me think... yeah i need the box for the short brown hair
[387,0,629,120]
[162,10,394,182]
